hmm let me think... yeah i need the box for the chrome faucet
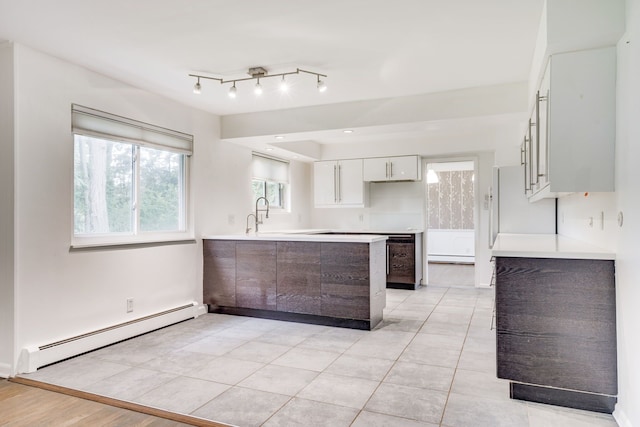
[254,196,270,232]
[246,197,270,234]
[245,213,257,234]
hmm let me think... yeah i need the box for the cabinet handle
[528,119,535,188]
[386,244,390,275]
[524,135,531,193]
[385,162,389,178]
[520,144,525,166]
[338,164,342,202]
[542,89,549,179]
[390,161,393,178]
[535,91,542,183]
[334,164,338,203]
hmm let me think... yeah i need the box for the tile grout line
[437,289,477,427]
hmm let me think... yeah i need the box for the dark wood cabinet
[203,240,236,308]
[387,241,415,285]
[203,239,384,329]
[236,241,277,310]
[495,256,617,413]
[320,243,370,320]
[276,241,322,315]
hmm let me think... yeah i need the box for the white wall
[555,3,640,425]
[310,180,424,231]
[0,42,15,377]
[7,44,308,375]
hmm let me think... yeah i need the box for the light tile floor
[21,286,618,427]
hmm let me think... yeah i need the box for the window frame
[251,178,286,210]
[70,105,193,249]
[251,153,290,212]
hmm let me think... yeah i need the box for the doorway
[425,161,475,287]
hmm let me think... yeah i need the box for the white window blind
[252,153,289,183]
[71,104,193,155]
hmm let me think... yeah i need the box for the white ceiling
[0,0,545,153]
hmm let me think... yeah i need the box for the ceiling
[0,0,545,154]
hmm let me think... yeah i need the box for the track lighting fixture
[193,77,201,94]
[188,67,327,98]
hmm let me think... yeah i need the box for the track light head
[317,76,327,93]
[193,78,201,94]
[228,83,237,98]
[254,79,263,96]
[279,75,288,92]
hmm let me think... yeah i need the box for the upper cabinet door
[313,159,366,207]
[388,156,420,181]
[362,157,389,182]
[313,160,337,207]
[363,156,421,182]
[337,159,365,206]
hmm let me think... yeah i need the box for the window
[72,104,192,246]
[251,153,289,210]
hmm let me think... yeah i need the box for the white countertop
[258,228,424,235]
[491,233,615,260]
[203,233,388,243]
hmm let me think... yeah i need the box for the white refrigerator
[490,165,556,247]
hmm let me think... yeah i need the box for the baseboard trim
[613,406,633,427]
[0,362,12,379]
[9,376,230,427]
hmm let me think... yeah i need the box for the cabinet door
[363,157,389,181]
[338,159,365,206]
[321,242,370,320]
[236,241,277,310]
[495,257,617,395]
[203,240,236,308]
[276,242,322,315]
[313,161,337,206]
[387,242,415,284]
[388,156,420,181]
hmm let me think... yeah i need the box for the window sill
[70,237,196,251]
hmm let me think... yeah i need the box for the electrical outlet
[358,214,364,223]
[228,214,235,225]
[126,298,134,313]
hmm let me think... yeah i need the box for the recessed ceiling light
[265,148,274,151]
[343,129,354,134]
[274,136,284,140]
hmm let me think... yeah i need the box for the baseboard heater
[18,302,206,374]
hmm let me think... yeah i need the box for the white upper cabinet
[525,46,616,201]
[313,159,366,207]
[363,155,421,182]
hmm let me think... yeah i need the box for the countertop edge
[202,234,388,243]
[491,233,616,260]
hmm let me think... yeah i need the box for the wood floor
[0,378,205,426]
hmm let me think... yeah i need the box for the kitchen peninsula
[203,233,387,330]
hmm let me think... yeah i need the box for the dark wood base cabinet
[495,256,617,413]
[203,239,386,330]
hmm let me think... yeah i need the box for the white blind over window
[252,153,289,183]
[71,104,193,155]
